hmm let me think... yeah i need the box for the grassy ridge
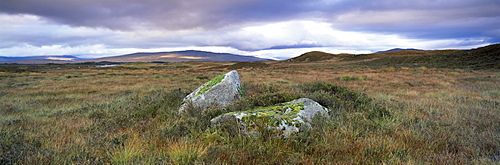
[286,51,347,62]
[1,47,499,164]
[354,43,500,70]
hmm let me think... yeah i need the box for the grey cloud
[1,0,498,33]
[0,0,323,31]
[326,0,500,42]
[0,0,180,30]
[0,15,123,49]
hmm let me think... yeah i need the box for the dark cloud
[325,0,500,42]
[1,0,498,35]
[0,0,181,30]
[0,0,323,30]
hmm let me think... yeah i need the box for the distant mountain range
[0,50,271,64]
[79,50,270,63]
[0,55,85,62]
[375,48,425,53]
[1,45,497,66]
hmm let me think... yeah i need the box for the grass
[338,75,363,81]
[0,53,499,164]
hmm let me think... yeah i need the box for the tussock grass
[1,59,499,164]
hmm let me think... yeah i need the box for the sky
[0,0,499,60]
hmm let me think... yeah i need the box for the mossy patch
[195,73,225,97]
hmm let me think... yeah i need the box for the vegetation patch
[338,75,362,81]
[222,62,269,70]
[1,49,499,164]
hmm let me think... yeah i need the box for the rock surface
[179,70,242,113]
[211,98,329,137]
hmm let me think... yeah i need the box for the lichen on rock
[195,73,225,97]
[211,98,329,137]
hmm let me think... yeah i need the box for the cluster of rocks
[178,70,330,137]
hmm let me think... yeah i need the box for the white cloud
[182,20,487,52]
[0,14,40,27]
[0,14,492,59]
[0,14,118,48]
[0,44,101,57]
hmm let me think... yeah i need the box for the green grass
[338,75,362,81]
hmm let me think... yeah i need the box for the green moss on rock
[222,102,305,128]
[211,98,330,138]
[195,73,225,97]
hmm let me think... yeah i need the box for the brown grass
[1,59,499,164]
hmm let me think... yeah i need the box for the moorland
[1,44,499,164]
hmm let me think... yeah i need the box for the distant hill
[376,48,425,53]
[357,43,500,70]
[0,51,272,64]
[0,55,82,62]
[80,50,271,63]
[284,44,500,70]
[365,49,460,58]
[286,51,353,62]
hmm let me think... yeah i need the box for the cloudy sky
[1,0,499,59]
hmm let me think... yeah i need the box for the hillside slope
[376,48,425,53]
[82,50,270,63]
[286,51,352,62]
[355,43,500,70]
[0,55,83,64]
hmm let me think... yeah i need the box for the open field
[1,52,499,164]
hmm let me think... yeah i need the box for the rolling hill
[80,50,270,63]
[1,50,271,64]
[0,55,83,63]
[286,51,353,62]
[355,43,500,70]
[281,43,499,70]
[375,48,425,53]
[2,44,498,68]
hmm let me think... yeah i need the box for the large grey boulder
[179,70,242,113]
[210,98,329,137]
